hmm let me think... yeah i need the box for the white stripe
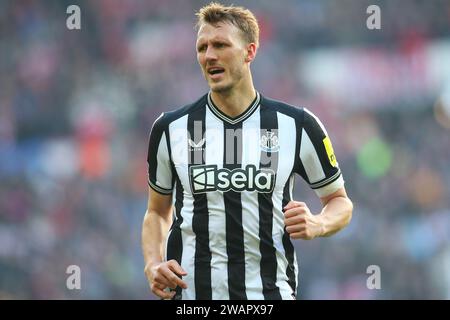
[300,128,326,184]
[314,174,345,198]
[276,113,296,189]
[241,108,264,299]
[155,131,173,190]
[204,107,229,300]
[179,198,196,300]
[148,179,172,194]
[294,252,299,297]
[169,115,190,186]
[289,175,295,200]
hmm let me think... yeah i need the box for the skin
[142,189,185,300]
[142,21,353,299]
[196,21,257,118]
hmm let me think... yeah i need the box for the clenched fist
[283,201,325,240]
[144,259,188,299]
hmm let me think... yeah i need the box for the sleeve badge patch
[323,136,337,167]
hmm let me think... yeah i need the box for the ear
[245,43,257,63]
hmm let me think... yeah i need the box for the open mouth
[208,67,225,76]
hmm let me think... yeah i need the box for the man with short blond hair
[142,2,353,300]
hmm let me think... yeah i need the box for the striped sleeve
[296,108,344,197]
[147,113,174,195]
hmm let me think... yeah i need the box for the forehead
[196,21,242,43]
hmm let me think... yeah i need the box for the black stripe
[165,127,177,190]
[223,122,247,299]
[310,171,341,189]
[295,109,314,182]
[282,176,297,295]
[147,115,165,189]
[167,176,184,300]
[293,110,303,176]
[258,107,282,300]
[188,108,212,300]
[302,110,340,182]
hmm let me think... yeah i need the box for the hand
[144,259,188,299]
[283,201,324,240]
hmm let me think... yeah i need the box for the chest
[170,123,296,195]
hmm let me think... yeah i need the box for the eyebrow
[197,37,230,46]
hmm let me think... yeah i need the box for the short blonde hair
[195,2,260,48]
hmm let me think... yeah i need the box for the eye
[197,45,206,52]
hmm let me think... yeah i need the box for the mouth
[207,67,225,78]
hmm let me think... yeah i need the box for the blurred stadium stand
[0,0,449,299]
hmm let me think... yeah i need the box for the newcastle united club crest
[260,131,279,153]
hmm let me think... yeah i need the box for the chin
[210,82,233,93]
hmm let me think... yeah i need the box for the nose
[205,46,218,62]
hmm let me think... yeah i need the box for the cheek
[197,54,205,67]
[229,56,244,74]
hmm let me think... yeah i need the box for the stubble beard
[209,66,243,94]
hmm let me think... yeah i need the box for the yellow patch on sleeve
[323,136,337,167]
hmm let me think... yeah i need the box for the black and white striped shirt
[147,92,344,300]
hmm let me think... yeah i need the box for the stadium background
[0,0,449,299]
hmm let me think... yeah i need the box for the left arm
[284,187,353,240]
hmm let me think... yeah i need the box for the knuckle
[168,259,177,266]
[169,273,177,281]
[153,265,162,274]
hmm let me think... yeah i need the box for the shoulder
[259,94,306,120]
[259,94,327,128]
[151,94,208,130]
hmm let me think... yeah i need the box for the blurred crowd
[0,0,449,299]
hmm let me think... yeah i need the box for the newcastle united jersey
[147,92,344,300]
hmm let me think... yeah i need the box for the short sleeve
[296,108,344,197]
[147,113,174,195]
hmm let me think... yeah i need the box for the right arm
[143,112,187,299]
[141,187,187,299]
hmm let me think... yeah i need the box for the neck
[210,74,256,118]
